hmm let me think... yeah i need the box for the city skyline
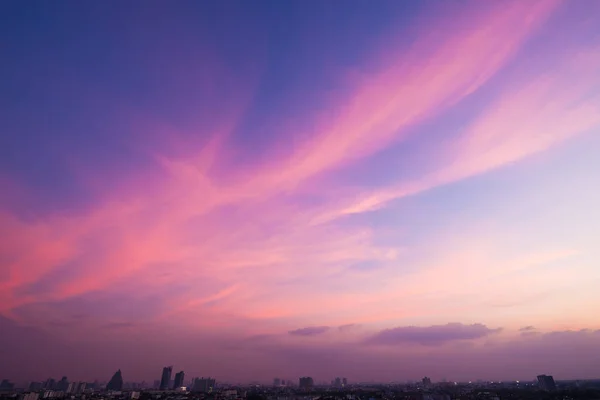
[0,370,576,389]
[2,0,600,384]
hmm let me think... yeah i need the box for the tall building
[273,378,281,387]
[192,377,215,393]
[160,366,173,391]
[422,377,432,387]
[334,377,341,388]
[299,377,314,389]
[537,375,556,391]
[342,378,347,386]
[44,379,56,390]
[0,380,15,392]
[107,370,124,391]
[56,377,69,392]
[173,371,185,389]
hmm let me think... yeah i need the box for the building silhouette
[44,379,56,390]
[273,378,281,387]
[422,377,432,387]
[173,371,185,389]
[0,380,15,392]
[160,366,173,390]
[106,369,123,391]
[537,375,556,391]
[57,377,69,392]
[299,377,314,389]
[192,377,215,392]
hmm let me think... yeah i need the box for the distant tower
[422,377,432,387]
[537,375,556,391]
[160,366,173,390]
[192,377,215,393]
[273,378,281,387]
[107,370,124,391]
[173,371,185,389]
[299,377,314,389]
[57,377,69,392]
[342,378,347,386]
[44,379,56,390]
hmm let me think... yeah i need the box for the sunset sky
[1,0,600,384]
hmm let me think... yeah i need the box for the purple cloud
[519,325,536,331]
[289,326,330,336]
[339,323,359,332]
[365,323,501,346]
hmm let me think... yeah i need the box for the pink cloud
[320,45,600,220]
[241,0,561,192]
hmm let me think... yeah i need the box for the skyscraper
[107,370,124,391]
[44,379,56,390]
[173,371,185,389]
[160,367,173,391]
[299,377,314,389]
[537,375,556,391]
[0,380,15,392]
[192,377,215,393]
[57,377,69,392]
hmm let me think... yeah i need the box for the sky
[1,0,600,385]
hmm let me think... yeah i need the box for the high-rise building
[192,378,215,393]
[173,371,185,389]
[160,366,173,391]
[44,379,56,390]
[342,378,347,386]
[273,378,281,387]
[299,377,314,389]
[56,377,69,392]
[107,370,124,391]
[537,375,556,391]
[334,377,341,388]
[422,377,432,387]
[0,380,15,392]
